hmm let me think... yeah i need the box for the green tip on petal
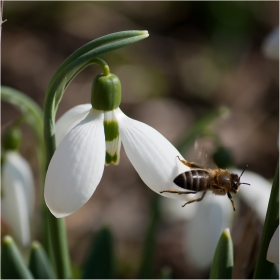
[106,152,118,165]
[104,120,119,141]
[104,111,121,166]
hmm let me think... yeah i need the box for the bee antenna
[241,182,251,186]
[239,164,248,179]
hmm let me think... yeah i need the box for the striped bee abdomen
[173,169,210,192]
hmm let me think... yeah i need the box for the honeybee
[160,156,250,211]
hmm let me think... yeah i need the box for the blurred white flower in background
[262,26,279,60]
[267,225,279,264]
[161,168,272,270]
[1,151,35,247]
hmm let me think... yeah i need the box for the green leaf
[138,195,160,279]
[28,241,56,279]
[1,236,34,279]
[253,161,279,278]
[83,226,115,279]
[160,266,172,279]
[270,264,279,279]
[210,228,234,279]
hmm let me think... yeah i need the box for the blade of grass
[210,228,234,279]
[82,226,115,279]
[253,161,279,278]
[28,241,56,279]
[138,194,160,279]
[1,236,34,279]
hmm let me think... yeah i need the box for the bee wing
[192,137,217,169]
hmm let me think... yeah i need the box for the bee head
[230,173,240,194]
[231,165,250,194]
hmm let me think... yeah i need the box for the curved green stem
[46,30,148,93]
[92,57,110,76]
[43,30,148,279]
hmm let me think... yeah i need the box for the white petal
[267,225,279,264]
[160,197,198,221]
[262,26,279,60]
[2,151,35,247]
[45,108,105,218]
[55,104,92,146]
[230,168,271,223]
[116,108,192,200]
[184,193,233,270]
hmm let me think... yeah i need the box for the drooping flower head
[45,67,191,218]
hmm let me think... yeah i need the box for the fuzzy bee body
[160,156,250,211]
[174,169,211,192]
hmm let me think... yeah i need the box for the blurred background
[1,1,279,279]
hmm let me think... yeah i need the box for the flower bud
[91,73,121,111]
[2,127,22,151]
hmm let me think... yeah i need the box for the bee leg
[227,192,236,211]
[160,190,197,195]
[176,156,191,167]
[176,156,204,169]
[182,191,207,207]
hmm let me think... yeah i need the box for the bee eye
[232,180,239,191]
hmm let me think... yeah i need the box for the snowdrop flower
[45,72,191,218]
[1,128,35,247]
[267,225,279,264]
[262,26,279,60]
